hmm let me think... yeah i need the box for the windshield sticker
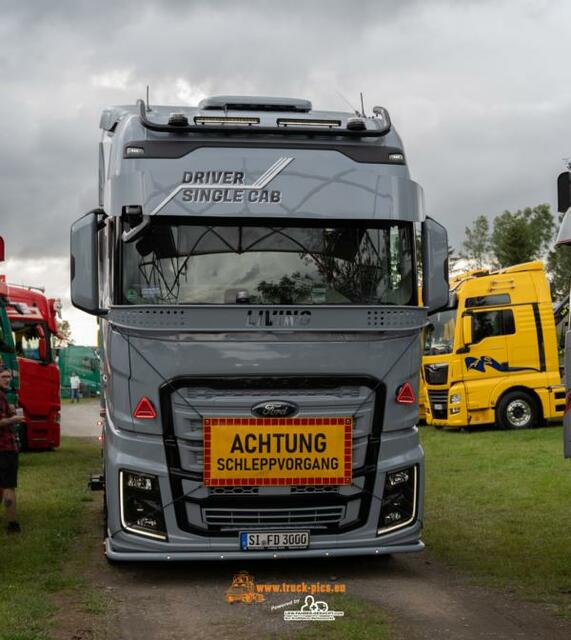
[141,287,161,299]
[150,157,294,215]
[126,288,139,303]
[310,287,327,304]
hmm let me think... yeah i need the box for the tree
[491,204,554,268]
[56,319,74,346]
[547,212,571,301]
[460,215,491,268]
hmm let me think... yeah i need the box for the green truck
[0,239,18,405]
[58,345,100,399]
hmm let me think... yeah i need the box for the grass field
[422,424,571,616]
[2,425,570,637]
[0,438,100,640]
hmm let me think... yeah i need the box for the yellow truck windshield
[424,309,456,355]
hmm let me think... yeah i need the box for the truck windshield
[121,220,414,306]
[424,309,456,355]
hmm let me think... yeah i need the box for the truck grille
[203,505,345,529]
[428,389,448,419]
[160,375,384,536]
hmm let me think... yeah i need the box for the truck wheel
[496,391,538,430]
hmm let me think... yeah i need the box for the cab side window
[472,309,515,344]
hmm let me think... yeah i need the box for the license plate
[240,531,310,550]
[434,403,444,410]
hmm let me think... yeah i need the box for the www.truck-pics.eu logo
[150,157,293,214]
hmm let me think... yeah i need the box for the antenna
[360,92,366,117]
[146,85,151,112]
[335,91,359,116]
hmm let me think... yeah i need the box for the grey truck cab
[71,95,448,560]
[556,169,571,457]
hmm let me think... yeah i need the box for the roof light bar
[277,118,341,128]
[137,100,391,137]
[194,116,260,126]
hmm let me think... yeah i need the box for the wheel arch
[495,385,544,423]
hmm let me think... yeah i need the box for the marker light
[168,112,189,127]
[395,382,416,405]
[388,153,404,162]
[346,117,366,131]
[125,146,145,156]
[133,396,157,420]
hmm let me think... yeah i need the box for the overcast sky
[1,0,570,343]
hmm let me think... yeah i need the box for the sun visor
[105,148,424,222]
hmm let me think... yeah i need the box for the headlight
[120,470,167,540]
[377,465,418,535]
[450,394,461,404]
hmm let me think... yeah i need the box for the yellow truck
[422,261,566,429]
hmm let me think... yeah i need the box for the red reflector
[133,396,157,419]
[396,382,416,405]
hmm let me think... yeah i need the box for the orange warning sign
[204,417,352,486]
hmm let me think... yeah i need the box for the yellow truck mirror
[462,315,473,346]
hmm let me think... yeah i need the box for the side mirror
[462,315,473,347]
[556,209,571,246]
[422,217,449,311]
[70,210,106,315]
[558,171,571,214]
[36,324,48,362]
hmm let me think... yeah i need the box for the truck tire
[496,391,538,430]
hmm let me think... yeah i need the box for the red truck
[5,285,61,449]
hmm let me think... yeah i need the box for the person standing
[70,372,81,403]
[0,368,24,533]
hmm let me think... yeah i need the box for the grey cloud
[1,0,571,265]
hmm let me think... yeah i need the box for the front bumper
[104,416,425,561]
[105,537,424,561]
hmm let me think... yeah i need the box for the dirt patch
[50,503,571,640]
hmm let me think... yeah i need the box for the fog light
[450,407,461,415]
[383,511,403,526]
[120,470,167,540]
[450,394,461,404]
[126,473,153,491]
[378,465,418,536]
[387,469,410,487]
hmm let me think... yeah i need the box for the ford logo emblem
[251,401,299,418]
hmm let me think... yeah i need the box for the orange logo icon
[225,571,265,605]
